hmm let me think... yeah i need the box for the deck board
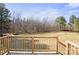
[7,51,61,55]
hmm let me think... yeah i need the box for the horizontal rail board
[0,36,9,39]
[10,49,32,51]
[58,41,66,47]
[12,36,58,38]
[10,49,56,51]
[66,41,79,48]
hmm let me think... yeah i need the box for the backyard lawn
[15,32,79,43]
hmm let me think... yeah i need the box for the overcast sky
[5,3,79,22]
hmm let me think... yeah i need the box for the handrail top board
[66,41,79,48]
[58,41,66,47]
[11,36,58,38]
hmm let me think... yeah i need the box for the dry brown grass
[15,32,79,42]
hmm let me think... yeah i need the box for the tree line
[0,3,79,36]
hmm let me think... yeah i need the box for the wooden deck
[0,35,79,55]
[7,51,62,55]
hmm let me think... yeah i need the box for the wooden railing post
[32,37,34,54]
[7,36,10,54]
[76,47,77,55]
[56,37,58,54]
[65,42,68,55]
[65,42,70,55]
[70,44,73,55]
[74,47,77,55]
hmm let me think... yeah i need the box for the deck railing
[0,35,79,55]
[58,41,66,55]
[66,41,79,55]
[0,36,9,54]
[9,36,58,54]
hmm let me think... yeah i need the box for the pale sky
[5,3,79,22]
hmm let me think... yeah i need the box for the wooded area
[0,3,79,37]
